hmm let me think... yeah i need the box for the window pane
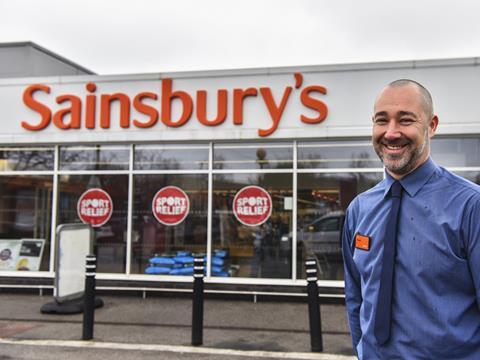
[298,141,382,169]
[213,173,293,279]
[431,138,480,167]
[60,145,129,171]
[297,172,383,280]
[57,174,128,273]
[134,145,209,170]
[0,175,52,271]
[214,143,293,170]
[131,174,208,275]
[0,147,54,171]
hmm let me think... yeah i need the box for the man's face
[372,84,438,179]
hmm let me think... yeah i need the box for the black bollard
[191,256,205,346]
[306,258,323,352]
[82,254,96,340]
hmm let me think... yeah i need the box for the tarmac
[0,291,356,360]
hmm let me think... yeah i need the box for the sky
[1,0,480,75]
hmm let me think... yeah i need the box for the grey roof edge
[56,55,480,81]
[0,41,96,75]
[0,42,479,83]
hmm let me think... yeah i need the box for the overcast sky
[1,0,480,75]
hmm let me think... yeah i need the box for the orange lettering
[85,82,97,129]
[161,78,193,127]
[100,93,130,129]
[21,84,52,130]
[300,85,328,124]
[197,89,227,126]
[133,92,159,128]
[258,87,292,137]
[53,95,81,129]
[233,88,257,125]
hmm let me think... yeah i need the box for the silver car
[280,210,345,256]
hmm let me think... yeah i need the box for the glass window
[298,141,382,169]
[131,174,208,275]
[134,144,209,170]
[57,174,128,273]
[0,147,54,171]
[0,175,53,271]
[212,173,293,279]
[431,138,480,167]
[214,143,293,170]
[297,172,383,280]
[59,145,129,171]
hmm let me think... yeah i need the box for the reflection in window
[213,173,293,279]
[0,147,54,171]
[297,172,383,280]
[431,138,480,167]
[298,141,382,169]
[131,174,208,275]
[59,145,129,171]
[134,145,209,170]
[0,175,52,271]
[57,174,128,273]
[214,143,293,170]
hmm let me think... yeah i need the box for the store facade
[0,57,479,293]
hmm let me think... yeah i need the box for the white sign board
[54,223,92,303]
[0,58,479,145]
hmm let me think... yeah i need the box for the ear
[428,115,439,138]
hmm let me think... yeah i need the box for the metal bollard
[82,254,96,340]
[191,256,205,346]
[306,258,323,352]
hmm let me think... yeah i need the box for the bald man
[342,80,480,359]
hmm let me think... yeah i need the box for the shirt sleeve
[342,202,363,349]
[465,194,480,309]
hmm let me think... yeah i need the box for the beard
[374,130,429,176]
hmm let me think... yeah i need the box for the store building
[0,42,479,297]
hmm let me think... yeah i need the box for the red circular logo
[152,186,190,226]
[233,186,272,226]
[77,188,113,227]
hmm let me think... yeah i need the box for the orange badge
[355,234,370,251]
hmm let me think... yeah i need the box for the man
[342,79,480,359]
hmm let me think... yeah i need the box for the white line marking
[0,338,355,359]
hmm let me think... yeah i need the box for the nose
[383,120,401,140]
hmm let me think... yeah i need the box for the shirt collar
[383,157,438,198]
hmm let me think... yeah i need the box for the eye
[399,118,414,125]
[374,118,387,125]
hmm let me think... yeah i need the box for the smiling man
[342,80,480,359]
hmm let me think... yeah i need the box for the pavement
[0,292,356,359]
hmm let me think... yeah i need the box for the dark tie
[374,180,403,345]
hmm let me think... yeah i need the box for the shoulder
[430,167,480,217]
[435,167,480,200]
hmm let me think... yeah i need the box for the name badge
[355,234,370,251]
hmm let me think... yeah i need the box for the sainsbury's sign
[21,73,327,137]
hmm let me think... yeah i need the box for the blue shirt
[342,157,480,359]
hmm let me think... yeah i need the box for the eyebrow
[373,110,418,118]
